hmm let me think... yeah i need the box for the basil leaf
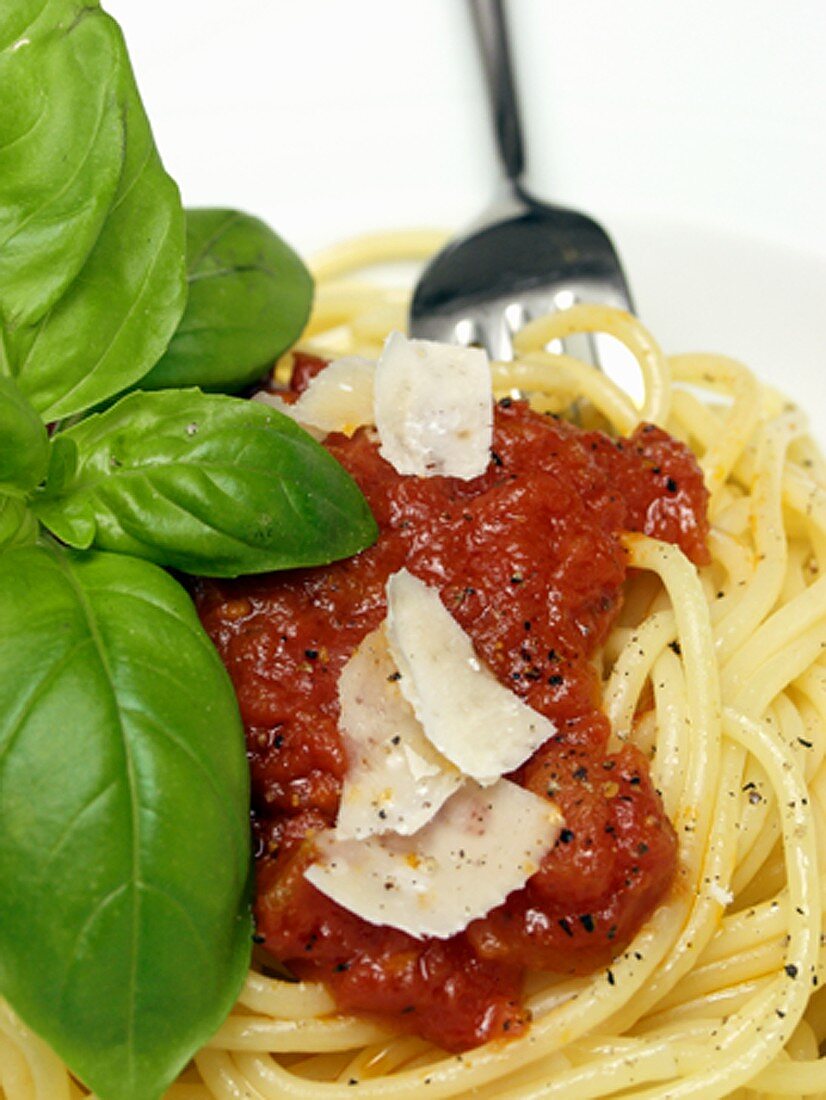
[42,431,80,497]
[34,388,378,575]
[140,208,313,393]
[0,495,38,549]
[0,544,252,1100]
[0,2,124,330]
[0,376,49,493]
[4,7,186,420]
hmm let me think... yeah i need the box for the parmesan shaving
[336,624,462,839]
[306,779,562,939]
[253,356,374,437]
[289,355,375,434]
[374,332,492,479]
[251,390,326,440]
[386,569,556,783]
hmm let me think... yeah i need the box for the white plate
[612,217,826,440]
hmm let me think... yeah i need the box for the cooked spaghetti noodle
[2,231,825,1099]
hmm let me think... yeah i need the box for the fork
[409,0,634,362]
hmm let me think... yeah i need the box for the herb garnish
[0,4,377,1098]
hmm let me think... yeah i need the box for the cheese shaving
[306,779,562,939]
[336,624,462,839]
[386,569,556,783]
[374,332,492,479]
[253,355,374,437]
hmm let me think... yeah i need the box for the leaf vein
[2,57,118,265]
[34,205,179,415]
[138,881,214,967]
[75,578,219,656]
[120,701,246,853]
[187,210,244,271]
[41,777,119,872]
[0,636,93,766]
[59,880,130,1014]
[51,554,143,1074]
[117,473,282,554]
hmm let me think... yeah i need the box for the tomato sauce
[194,358,709,1052]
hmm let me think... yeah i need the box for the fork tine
[478,312,513,362]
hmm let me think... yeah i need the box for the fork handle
[468,0,526,186]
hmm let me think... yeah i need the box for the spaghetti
[2,232,825,1099]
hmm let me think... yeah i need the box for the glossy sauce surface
[195,363,709,1051]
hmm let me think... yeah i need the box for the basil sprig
[0,3,378,1098]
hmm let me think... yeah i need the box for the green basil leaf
[42,431,80,497]
[0,544,252,1100]
[0,0,45,44]
[0,376,49,493]
[4,8,186,420]
[0,494,38,549]
[0,0,79,48]
[33,388,378,575]
[140,208,313,393]
[0,2,124,330]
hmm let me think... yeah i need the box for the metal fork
[409,0,633,362]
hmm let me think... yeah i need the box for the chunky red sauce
[195,355,709,1052]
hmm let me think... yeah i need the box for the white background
[104,0,826,425]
